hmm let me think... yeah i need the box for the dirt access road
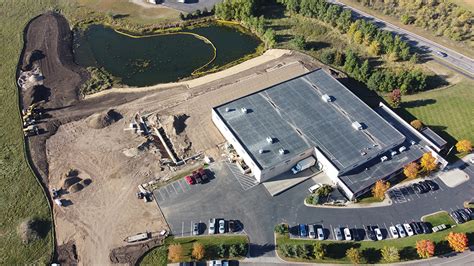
[20,11,333,266]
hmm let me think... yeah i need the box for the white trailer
[124,232,150,243]
[291,156,316,174]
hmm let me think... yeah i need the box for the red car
[192,171,202,183]
[198,168,208,182]
[185,175,195,185]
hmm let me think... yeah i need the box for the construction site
[16,10,337,266]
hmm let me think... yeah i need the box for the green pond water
[73,24,261,86]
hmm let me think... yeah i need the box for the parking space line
[329,224,334,240]
[178,180,189,192]
[173,182,183,193]
[160,188,169,199]
[155,191,164,202]
[181,222,184,237]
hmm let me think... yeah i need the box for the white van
[308,183,322,193]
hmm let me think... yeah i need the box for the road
[327,0,474,78]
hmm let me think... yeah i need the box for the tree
[420,152,437,173]
[217,244,227,258]
[334,50,344,66]
[192,242,206,260]
[290,35,306,50]
[456,139,472,153]
[446,232,468,252]
[358,59,370,82]
[346,247,361,264]
[313,242,326,260]
[372,180,390,200]
[416,239,435,258]
[263,29,276,49]
[381,246,399,263]
[179,12,185,20]
[410,120,423,130]
[229,244,240,257]
[320,50,335,65]
[403,162,420,179]
[274,224,288,234]
[368,40,381,56]
[388,89,402,108]
[168,244,184,262]
[353,31,363,44]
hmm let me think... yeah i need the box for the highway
[327,0,474,79]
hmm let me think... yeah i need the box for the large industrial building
[212,69,446,200]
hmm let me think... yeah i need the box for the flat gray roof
[214,69,405,170]
[421,127,447,149]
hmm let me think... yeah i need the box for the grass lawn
[357,195,383,204]
[139,235,248,265]
[399,81,474,152]
[422,211,456,227]
[276,221,474,264]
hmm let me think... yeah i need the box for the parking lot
[388,178,446,204]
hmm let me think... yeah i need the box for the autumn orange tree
[192,242,206,260]
[420,152,437,173]
[168,244,184,262]
[416,239,435,258]
[456,139,472,154]
[403,162,420,179]
[446,232,468,252]
[410,120,423,130]
[372,180,390,200]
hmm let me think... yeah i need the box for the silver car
[396,224,407,238]
[219,219,226,234]
[334,227,343,240]
[317,227,325,240]
[308,224,316,239]
[209,218,216,234]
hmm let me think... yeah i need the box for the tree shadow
[30,218,52,239]
[249,243,275,257]
[399,99,436,108]
[259,1,286,19]
[305,41,330,51]
[362,247,381,263]
[326,242,360,259]
[276,34,293,43]
[31,85,51,103]
[426,74,450,90]
[399,246,417,260]
[435,240,452,256]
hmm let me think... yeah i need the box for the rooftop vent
[241,107,248,114]
[391,150,397,157]
[278,148,286,155]
[225,107,230,112]
[360,151,367,156]
[258,149,265,154]
[399,146,406,153]
[380,156,388,162]
[321,94,332,102]
[266,136,273,144]
[352,121,363,131]
[410,140,416,146]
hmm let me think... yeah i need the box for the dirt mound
[56,240,78,265]
[161,114,193,159]
[87,109,122,129]
[63,176,82,190]
[69,182,84,193]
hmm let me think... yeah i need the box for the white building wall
[212,110,262,181]
[259,148,314,182]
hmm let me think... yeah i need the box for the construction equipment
[23,125,39,136]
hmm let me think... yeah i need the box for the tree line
[353,0,473,45]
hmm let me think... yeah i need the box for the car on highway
[403,223,414,236]
[317,227,325,240]
[185,175,195,185]
[436,51,448,57]
[389,226,399,239]
[420,222,431,234]
[396,224,407,238]
[209,218,216,234]
[374,227,383,240]
[219,219,226,234]
[193,222,200,235]
[299,224,308,237]
[366,225,376,241]
[334,227,343,240]
[308,224,316,239]
[343,228,352,241]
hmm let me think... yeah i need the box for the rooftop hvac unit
[391,150,397,157]
[399,146,406,153]
[266,136,273,144]
[241,107,248,114]
[410,140,416,146]
[380,156,388,162]
[225,107,230,112]
[321,94,332,102]
[278,148,285,155]
[352,121,363,130]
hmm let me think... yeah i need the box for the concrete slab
[439,168,470,187]
[262,167,324,196]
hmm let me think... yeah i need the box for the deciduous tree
[420,152,437,173]
[388,89,402,108]
[372,180,390,200]
[168,244,184,262]
[456,139,472,153]
[346,247,361,264]
[313,242,326,260]
[381,246,399,263]
[403,162,420,179]
[446,232,468,252]
[416,239,435,258]
[410,120,423,130]
[192,242,206,260]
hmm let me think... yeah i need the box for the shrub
[274,224,288,234]
[320,50,335,65]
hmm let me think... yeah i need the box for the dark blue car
[299,224,308,237]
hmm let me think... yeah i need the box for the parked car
[450,211,465,224]
[374,227,383,240]
[209,218,216,234]
[299,224,308,237]
[317,227,325,240]
[403,223,414,236]
[334,227,343,240]
[198,168,209,182]
[464,208,474,219]
[228,220,236,233]
[419,181,431,192]
[420,222,431,234]
[396,224,407,238]
[366,226,376,241]
[410,222,423,235]
[193,222,200,235]
[308,224,316,239]
[343,228,352,241]
[308,183,322,193]
[185,175,195,185]
[412,183,423,194]
[389,226,399,239]
[425,180,438,190]
[457,209,471,221]
[219,220,226,234]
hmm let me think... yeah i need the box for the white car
[219,219,226,234]
[317,228,325,240]
[209,218,216,234]
[374,227,383,240]
[308,224,316,239]
[308,183,322,193]
[396,224,407,238]
[389,226,399,239]
[403,223,414,236]
[343,228,352,240]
